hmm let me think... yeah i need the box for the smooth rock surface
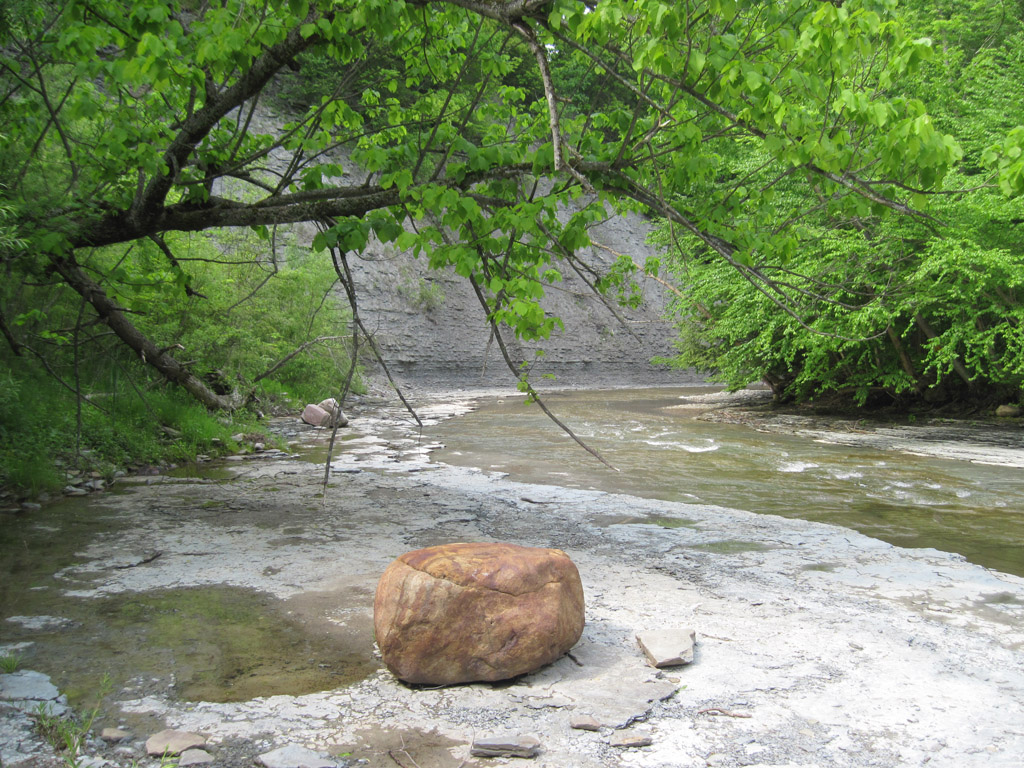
[636,628,697,668]
[146,730,206,756]
[996,404,1021,418]
[257,744,339,768]
[374,542,585,684]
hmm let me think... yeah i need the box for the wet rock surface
[2,390,1024,768]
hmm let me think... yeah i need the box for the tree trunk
[49,254,238,411]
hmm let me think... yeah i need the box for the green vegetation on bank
[1,228,357,498]
[652,0,1024,408]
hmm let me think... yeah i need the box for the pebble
[100,728,130,743]
[470,735,541,758]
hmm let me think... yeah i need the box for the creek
[428,387,1024,577]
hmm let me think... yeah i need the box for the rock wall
[250,107,699,391]
[351,214,695,389]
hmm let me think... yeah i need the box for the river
[426,387,1024,576]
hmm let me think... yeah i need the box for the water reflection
[430,388,1024,576]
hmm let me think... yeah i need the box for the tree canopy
[1,0,1021,412]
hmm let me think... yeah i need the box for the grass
[33,676,112,768]
[0,366,272,499]
[1,652,22,672]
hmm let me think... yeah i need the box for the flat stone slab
[257,745,339,768]
[146,730,206,756]
[0,670,67,714]
[0,671,61,702]
[569,715,602,732]
[636,628,696,668]
[609,732,654,748]
[470,735,541,758]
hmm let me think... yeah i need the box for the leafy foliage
[1,0,1021,432]
[656,0,1024,406]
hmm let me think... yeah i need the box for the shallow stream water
[429,387,1024,576]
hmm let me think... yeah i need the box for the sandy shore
[3,389,1024,768]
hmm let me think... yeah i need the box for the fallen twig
[113,552,162,569]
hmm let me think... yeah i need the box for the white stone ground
[3,392,1024,768]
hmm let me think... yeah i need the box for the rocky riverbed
[3,389,1024,768]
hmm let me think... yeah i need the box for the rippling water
[429,387,1024,576]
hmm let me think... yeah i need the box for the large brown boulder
[373,542,585,685]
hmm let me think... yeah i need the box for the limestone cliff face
[334,211,698,390]
[251,107,697,390]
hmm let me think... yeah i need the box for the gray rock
[257,745,339,768]
[64,485,89,496]
[146,729,207,756]
[100,728,130,742]
[178,749,215,765]
[469,735,541,758]
[569,715,602,732]
[0,670,62,704]
[609,732,653,748]
[636,628,697,668]
[78,757,110,768]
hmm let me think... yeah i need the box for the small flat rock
[470,735,541,758]
[636,628,697,668]
[257,745,338,768]
[609,733,653,748]
[569,716,603,732]
[178,749,215,765]
[101,728,131,742]
[146,730,207,756]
